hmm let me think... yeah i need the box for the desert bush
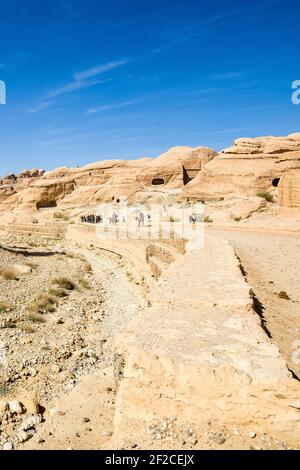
[234,217,242,222]
[0,385,9,397]
[79,277,91,289]
[48,287,69,298]
[16,322,35,333]
[54,212,69,221]
[0,269,19,281]
[52,277,77,290]
[24,260,38,270]
[204,216,213,223]
[40,294,59,305]
[28,294,58,314]
[28,312,46,323]
[84,263,92,273]
[257,191,274,202]
[0,301,11,314]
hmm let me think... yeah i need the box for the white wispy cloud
[29,100,54,114]
[46,77,112,100]
[29,58,129,113]
[74,59,129,81]
[87,98,146,114]
[203,72,246,81]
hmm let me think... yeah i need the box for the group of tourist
[80,214,103,224]
[80,211,151,227]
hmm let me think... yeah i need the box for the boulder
[13,264,32,275]
[230,197,266,220]
[8,400,23,415]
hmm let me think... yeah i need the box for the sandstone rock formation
[1,133,300,224]
[0,147,215,223]
[278,169,300,215]
[180,133,300,201]
[0,169,44,204]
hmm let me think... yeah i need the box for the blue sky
[0,0,299,174]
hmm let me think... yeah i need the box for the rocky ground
[1,226,299,451]
[0,235,146,450]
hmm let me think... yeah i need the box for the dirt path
[78,247,148,360]
[209,228,300,378]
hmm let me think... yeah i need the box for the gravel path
[209,228,300,377]
[78,247,147,363]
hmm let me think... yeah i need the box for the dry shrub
[0,269,19,281]
[0,385,10,397]
[27,294,59,314]
[52,277,77,290]
[0,301,11,314]
[54,212,69,221]
[24,260,38,270]
[79,277,91,289]
[48,287,69,298]
[16,322,35,333]
[84,263,92,273]
[28,312,46,323]
[257,191,274,202]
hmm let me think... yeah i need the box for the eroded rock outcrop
[278,169,300,215]
[180,134,300,201]
[0,146,215,223]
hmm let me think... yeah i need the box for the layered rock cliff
[180,133,300,201]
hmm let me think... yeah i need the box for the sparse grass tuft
[27,293,59,314]
[16,322,35,334]
[23,260,38,270]
[257,191,274,202]
[39,294,59,305]
[48,287,69,298]
[28,312,46,323]
[79,277,91,290]
[0,269,19,281]
[84,263,92,273]
[0,301,12,314]
[0,385,9,397]
[54,212,69,221]
[52,277,77,291]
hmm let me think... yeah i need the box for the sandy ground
[209,228,300,378]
